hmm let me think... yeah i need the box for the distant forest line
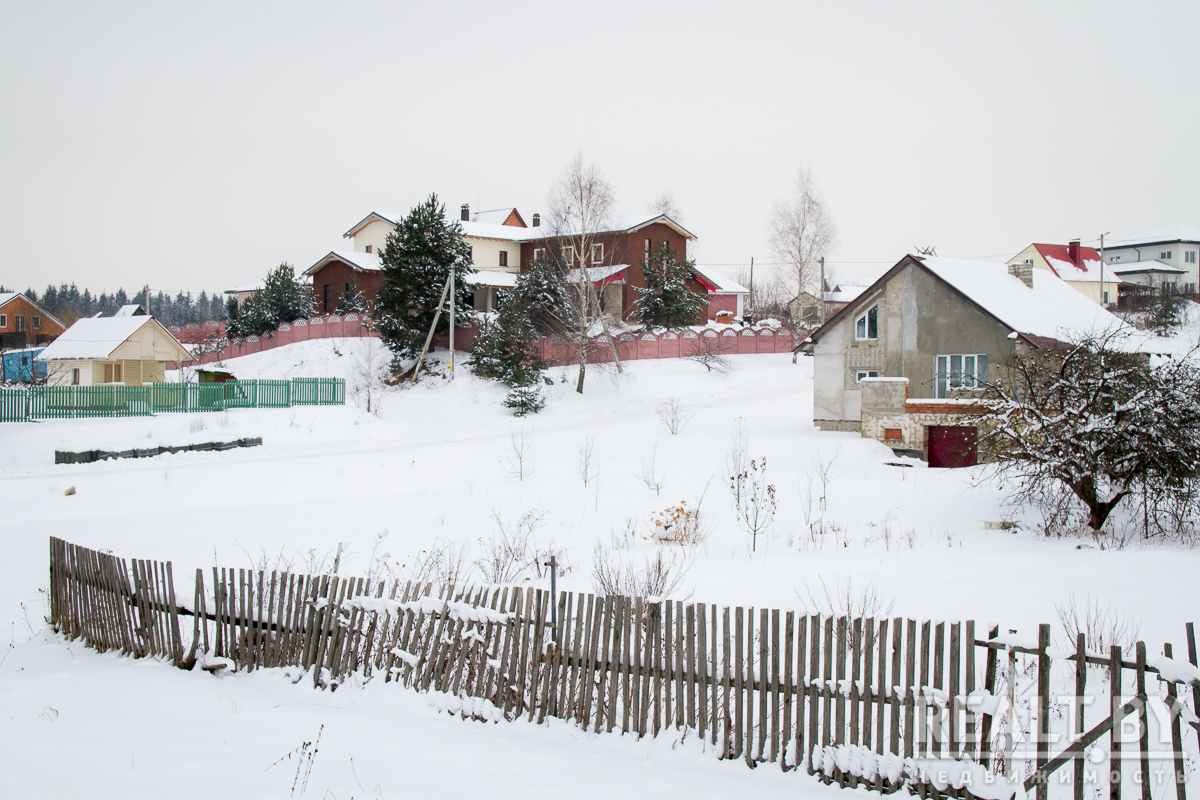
[0,284,229,327]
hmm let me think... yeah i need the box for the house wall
[0,296,64,348]
[812,263,1018,428]
[110,322,192,363]
[1104,243,1200,292]
[309,260,386,313]
[351,219,394,254]
[466,238,522,273]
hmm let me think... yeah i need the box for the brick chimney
[461,204,470,222]
[1068,238,1080,266]
[532,213,540,228]
[1008,262,1034,289]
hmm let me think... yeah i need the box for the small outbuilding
[36,316,193,386]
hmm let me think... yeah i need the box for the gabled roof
[0,292,65,328]
[114,304,147,317]
[36,316,191,362]
[691,264,748,294]
[304,250,383,276]
[1108,223,1200,248]
[225,283,263,295]
[471,208,526,227]
[804,255,1134,350]
[344,210,697,243]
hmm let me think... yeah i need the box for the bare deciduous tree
[500,424,535,481]
[732,457,776,552]
[649,191,683,222]
[543,153,626,394]
[636,445,666,495]
[655,397,693,435]
[768,167,837,307]
[576,434,599,487]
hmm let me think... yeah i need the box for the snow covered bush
[979,330,1200,533]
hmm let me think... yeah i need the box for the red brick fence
[181,315,800,369]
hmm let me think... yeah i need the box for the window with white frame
[934,354,988,398]
[1186,251,1197,264]
[591,243,604,264]
[533,248,545,261]
[1161,250,1173,260]
[0,314,6,328]
[563,245,576,266]
[854,304,878,340]
[71,368,80,385]
[855,370,879,382]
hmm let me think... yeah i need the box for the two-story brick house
[0,292,66,349]
[305,204,743,323]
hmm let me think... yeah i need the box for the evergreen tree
[224,263,313,339]
[634,241,707,330]
[334,278,369,315]
[514,256,573,335]
[374,194,473,360]
[471,295,548,388]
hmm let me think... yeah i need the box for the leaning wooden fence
[48,537,1200,800]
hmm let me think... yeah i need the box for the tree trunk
[576,347,586,394]
[1072,476,1131,532]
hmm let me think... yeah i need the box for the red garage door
[927,425,977,468]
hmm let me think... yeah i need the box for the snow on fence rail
[48,537,1200,800]
[0,378,345,422]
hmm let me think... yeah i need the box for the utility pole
[1099,232,1109,308]
[748,257,754,319]
[449,262,455,379]
[819,256,826,325]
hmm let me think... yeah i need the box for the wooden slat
[949,622,961,759]
[733,607,744,759]
[687,603,697,731]
[722,606,732,758]
[903,619,917,759]
[674,600,685,731]
[862,618,875,751]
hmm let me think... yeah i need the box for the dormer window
[855,304,878,340]
[365,245,373,254]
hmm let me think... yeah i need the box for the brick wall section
[860,380,989,457]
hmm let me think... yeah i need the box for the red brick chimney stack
[1068,239,1081,266]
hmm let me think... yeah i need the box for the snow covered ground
[2,337,1197,798]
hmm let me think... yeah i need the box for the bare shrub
[732,457,776,551]
[648,501,708,545]
[399,538,468,587]
[591,544,692,600]
[474,509,563,584]
[608,517,639,550]
[686,333,733,373]
[725,418,749,505]
[576,434,599,487]
[656,397,693,435]
[796,576,896,619]
[636,445,666,495]
[1054,593,1142,657]
[500,424,535,481]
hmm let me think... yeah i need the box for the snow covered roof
[304,250,383,276]
[564,264,630,285]
[0,292,16,308]
[114,304,146,317]
[1108,223,1200,248]
[1111,260,1187,276]
[470,208,526,227]
[36,316,190,361]
[917,256,1130,341]
[347,210,696,243]
[1026,243,1120,284]
[464,270,518,289]
[825,284,868,303]
[225,283,263,295]
[691,265,748,294]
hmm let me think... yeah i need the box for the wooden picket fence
[48,537,1200,800]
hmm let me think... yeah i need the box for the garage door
[927,425,977,468]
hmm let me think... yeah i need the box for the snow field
[2,337,1198,798]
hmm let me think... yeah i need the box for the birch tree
[768,167,837,304]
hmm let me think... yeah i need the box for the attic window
[854,304,878,340]
[365,245,373,254]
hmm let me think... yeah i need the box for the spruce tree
[335,278,369,315]
[223,263,312,339]
[374,194,473,360]
[634,241,707,330]
[471,294,548,388]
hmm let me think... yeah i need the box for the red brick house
[0,292,65,349]
[305,205,746,322]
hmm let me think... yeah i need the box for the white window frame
[1186,251,1196,264]
[533,248,545,261]
[591,243,604,264]
[0,314,6,328]
[854,303,879,340]
[563,245,576,266]
[855,370,879,382]
[934,353,988,398]
[71,368,80,385]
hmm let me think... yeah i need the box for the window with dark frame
[33,316,40,329]
[323,285,331,312]
[365,245,373,254]
[499,250,508,267]
[644,238,651,263]
[15,315,24,333]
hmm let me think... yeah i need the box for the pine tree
[471,293,548,390]
[223,263,312,339]
[634,241,707,330]
[374,194,473,360]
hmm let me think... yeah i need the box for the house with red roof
[1006,240,1123,307]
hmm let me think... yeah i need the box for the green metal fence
[0,378,344,423]
[290,377,345,406]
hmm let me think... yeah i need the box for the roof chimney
[1008,262,1034,289]
[461,204,470,222]
[532,213,540,228]
[1068,239,1080,266]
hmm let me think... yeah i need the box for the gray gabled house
[799,254,1132,466]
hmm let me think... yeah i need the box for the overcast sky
[1,1,1197,297]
